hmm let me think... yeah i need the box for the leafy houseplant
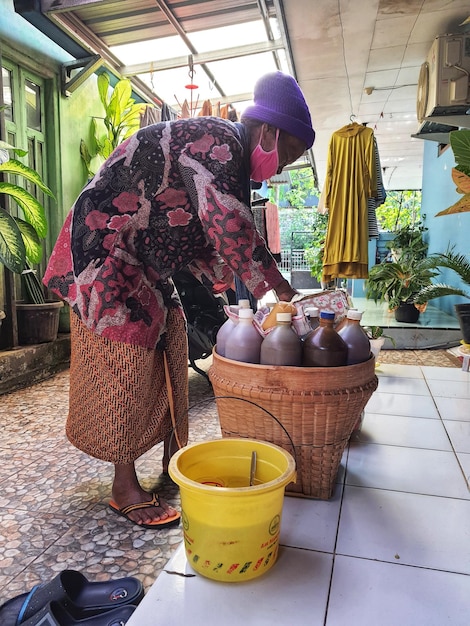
[435,128,470,217]
[365,224,437,323]
[365,256,438,322]
[80,74,147,178]
[0,141,63,343]
[0,142,51,279]
[385,222,428,264]
[364,326,396,359]
[364,325,396,345]
[422,126,470,341]
[414,248,470,343]
[304,212,328,281]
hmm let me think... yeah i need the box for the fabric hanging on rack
[367,137,386,239]
[180,99,191,118]
[265,201,281,254]
[219,104,229,119]
[321,122,377,282]
[198,100,213,116]
[140,106,161,127]
[160,102,177,122]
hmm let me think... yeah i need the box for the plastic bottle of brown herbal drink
[260,312,302,366]
[225,308,263,364]
[302,310,348,367]
[338,309,371,365]
[216,299,251,357]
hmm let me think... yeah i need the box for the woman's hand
[274,278,298,302]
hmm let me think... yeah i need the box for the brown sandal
[109,493,180,529]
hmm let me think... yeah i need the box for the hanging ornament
[175,55,199,117]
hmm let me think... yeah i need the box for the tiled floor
[1,355,470,625]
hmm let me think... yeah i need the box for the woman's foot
[110,463,179,527]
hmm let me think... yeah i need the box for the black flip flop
[0,570,144,625]
[20,600,136,625]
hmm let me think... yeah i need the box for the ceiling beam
[121,39,285,76]
[41,0,103,11]
[154,0,227,98]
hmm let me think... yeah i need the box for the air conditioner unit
[417,33,470,123]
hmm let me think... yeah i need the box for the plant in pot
[384,222,428,264]
[0,141,63,344]
[365,254,438,323]
[363,325,396,358]
[414,248,470,344]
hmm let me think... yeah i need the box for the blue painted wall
[421,140,470,316]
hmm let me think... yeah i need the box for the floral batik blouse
[44,117,283,349]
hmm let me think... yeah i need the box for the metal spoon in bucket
[249,451,257,486]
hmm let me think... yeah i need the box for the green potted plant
[0,140,63,344]
[419,127,470,342]
[304,212,328,286]
[80,74,147,178]
[365,224,438,323]
[414,248,470,343]
[363,325,396,359]
[365,255,438,322]
[384,222,428,264]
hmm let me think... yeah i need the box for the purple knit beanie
[242,71,315,149]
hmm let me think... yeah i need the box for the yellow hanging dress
[321,123,377,282]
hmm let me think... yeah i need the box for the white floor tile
[456,452,470,489]
[426,378,470,399]
[327,555,470,626]
[346,444,470,499]
[337,486,470,573]
[422,365,470,382]
[281,491,342,552]
[444,420,470,453]
[434,396,470,421]
[374,376,430,395]
[365,391,439,418]
[355,413,452,450]
[375,364,423,378]
[126,543,333,626]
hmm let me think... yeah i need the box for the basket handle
[178,395,298,465]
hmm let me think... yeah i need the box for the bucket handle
[182,395,298,465]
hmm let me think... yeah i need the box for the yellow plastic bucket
[169,438,296,582]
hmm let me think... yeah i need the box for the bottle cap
[238,299,251,308]
[239,308,254,319]
[304,306,319,317]
[320,310,335,320]
[276,312,292,322]
[346,309,363,320]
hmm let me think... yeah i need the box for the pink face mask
[250,128,280,182]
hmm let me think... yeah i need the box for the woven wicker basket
[208,350,378,499]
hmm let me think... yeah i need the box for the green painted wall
[56,76,101,228]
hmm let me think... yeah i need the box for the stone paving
[0,358,218,604]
